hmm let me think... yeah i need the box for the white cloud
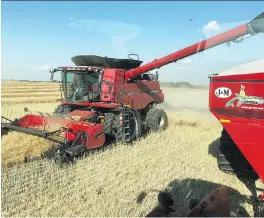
[36,64,50,71]
[202,20,221,32]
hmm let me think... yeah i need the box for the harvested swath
[1,84,59,88]
[2,93,61,98]
[2,85,60,90]
[1,102,60,110]
[2,80,57,82]
[2,81,59,85]
[2,81,59,84]
[2,110,262,217]
[2,83,59,87]
[1,88,60,93]
[2,89,61,94]
[1,97,60,104]
[1,132,54,167]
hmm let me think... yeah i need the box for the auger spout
[124,12,264,81]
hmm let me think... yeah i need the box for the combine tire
[115,110,142,142]
[145,107,168,131]
[103,113,116,135]
[53,104,76,115]
[217,128,258,180]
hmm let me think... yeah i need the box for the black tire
[217,128,258,180]
[54,152,73,167]
[103,113,116,135]
[115,110,142,142]
[53,104,76,115]
[1,126,9,137]
[145,107,168,131]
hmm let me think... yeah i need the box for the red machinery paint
[209,72,264,183]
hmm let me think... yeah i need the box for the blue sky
[2,1,264,84]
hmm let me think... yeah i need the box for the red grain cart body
[209,72,264,198]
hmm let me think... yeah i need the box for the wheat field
[1,80,263,217]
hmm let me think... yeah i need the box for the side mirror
[50,72,54,81]
[98,72,102,84]
[155,71,159,81]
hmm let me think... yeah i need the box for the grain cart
[1,12,263,167]
[208,12,264,205]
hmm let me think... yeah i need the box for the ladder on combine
[116,87,135,142]
[121,106,133,142]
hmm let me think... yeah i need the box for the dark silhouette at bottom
[136,178,264,217]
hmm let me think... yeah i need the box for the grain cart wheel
[53,104,76,115]
[145,107,168,131]
[217,128,258,180]
[115,110,142,142]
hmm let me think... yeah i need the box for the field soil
[1,81,263,217]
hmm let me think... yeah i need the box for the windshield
[62,70,101,102]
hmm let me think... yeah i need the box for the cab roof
[71,55,143,70]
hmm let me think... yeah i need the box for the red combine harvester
[1,11,263,190]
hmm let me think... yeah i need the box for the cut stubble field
[1,81,263,217]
